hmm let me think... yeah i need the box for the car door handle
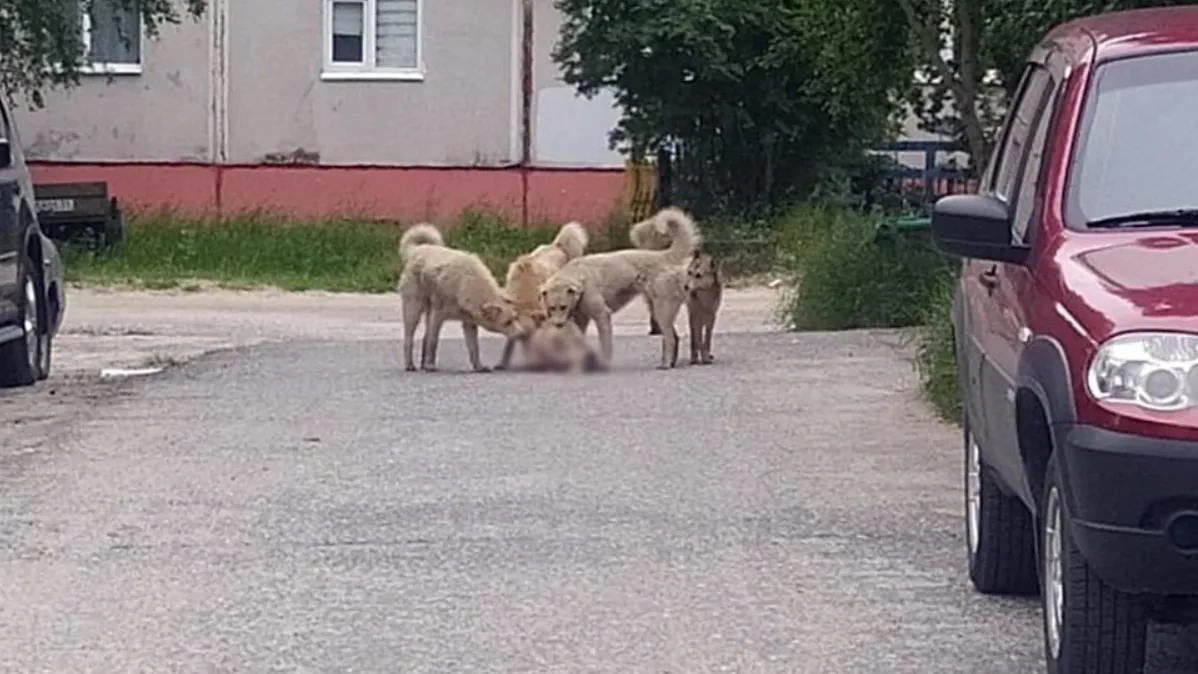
[978,267,999,291]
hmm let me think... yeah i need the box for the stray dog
[522,321,605,373]
[684,250,723,364]
[540,206,701,369]
[634,248,723,367]
[631,215,681,337]
[397,223,528,372]
[496,221,589,370]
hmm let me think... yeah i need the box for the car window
[1011,72,1058,244]
[1067,49,1198,226]
[990,65,1053,204]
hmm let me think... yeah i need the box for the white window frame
[78,0,145,76]
[321,0,424,81]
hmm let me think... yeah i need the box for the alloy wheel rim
[1044,487,1064,659]
[23,276,38,370]
[966,432,981,556]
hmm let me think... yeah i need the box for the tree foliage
[553,0,914,217]
[900,0,1188,166]
[0,0,206,108]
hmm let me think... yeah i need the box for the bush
[783,207,956,331]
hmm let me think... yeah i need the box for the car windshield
[1067,49,1198,227]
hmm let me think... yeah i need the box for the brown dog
[684,250,723,364]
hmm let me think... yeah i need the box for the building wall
[15,18,212,162]
[225,0,519,166]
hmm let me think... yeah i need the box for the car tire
[1041,453,1148,674]
[0,251,45,387]
[964,415,1039,595]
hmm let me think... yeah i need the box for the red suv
[930,8,1198,674]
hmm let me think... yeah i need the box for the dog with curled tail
[539,207,701,369]
[496,221,589,370]
[397,223,528,373]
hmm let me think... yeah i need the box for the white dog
[539,207,701,369]
[397,223,529,372]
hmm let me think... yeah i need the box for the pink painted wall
[27,162,626,227]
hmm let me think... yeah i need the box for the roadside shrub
[915,281,963,423]
[784,208,956,331]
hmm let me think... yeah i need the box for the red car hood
[1056,230,1198,341]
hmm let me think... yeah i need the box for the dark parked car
[930,7,1198,674]
[0,94,66,387]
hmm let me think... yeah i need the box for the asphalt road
[1,331,1195,673]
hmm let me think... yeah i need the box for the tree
[899,0,1188,167]
[0,0,206,108]
[553,0,914,217]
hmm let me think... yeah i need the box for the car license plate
[36,198,76,213]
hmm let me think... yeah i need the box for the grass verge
[62,209,627,293]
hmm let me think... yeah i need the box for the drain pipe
[519,0,533,227]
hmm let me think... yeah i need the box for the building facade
[17,0,627,224]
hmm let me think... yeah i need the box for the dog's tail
[635,207,701,263]
[552,221,589,260]
[399,223,444,260]
[629,215,671,251]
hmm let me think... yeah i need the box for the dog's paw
[473,366,493,374]
[405,364,418,372]
[702,354,715,365]
[421,365,438,373]
[690,356,700,365]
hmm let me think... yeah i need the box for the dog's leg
[461,322,491,373]
[495,336,518,371]
[643,296,661,335]
[421,310,447,371]
[701,302,717,364]
[572,310,591,335]
[688,301,702,365]
[401,294,425,372]
[582,293,614,367]
[653,295,684,370]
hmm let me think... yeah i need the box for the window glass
[332,1,365,63]
[1068,49,1198,225]
[992,67,1052,202]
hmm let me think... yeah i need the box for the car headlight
[1086,332,1198,411]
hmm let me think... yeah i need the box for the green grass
[61,209,623,293]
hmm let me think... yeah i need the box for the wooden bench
[33,181,125,249]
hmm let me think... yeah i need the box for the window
[323,0,423,81]
[1066,49,1198,228]
[987,64,1053,203]
[67,0,143,74]
[1011,75,1058,244]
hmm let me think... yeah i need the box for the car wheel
[0,253,44,387]
[964,415,1039,595]
[1042,453,1148,674]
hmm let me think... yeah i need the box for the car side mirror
[0,139,11,169]
[931,194,1029,265]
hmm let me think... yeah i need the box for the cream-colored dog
[539,206,701,369]
[496,221,589,370]
[398,223,528,373]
